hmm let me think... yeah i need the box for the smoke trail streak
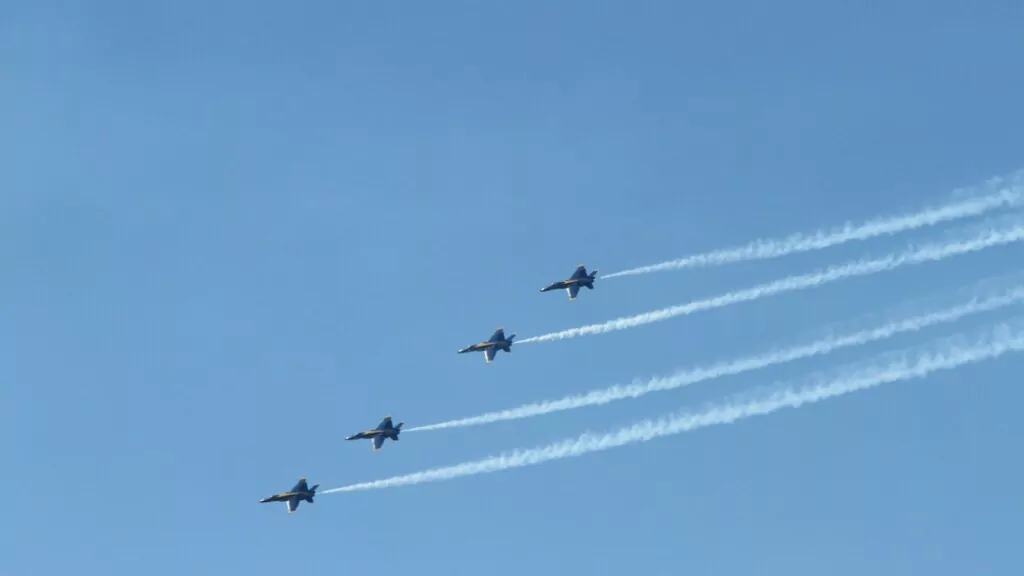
[518,221,1024,344]
[323,322,1024,494]
[408,285,1024,432]
[603,172,1023,279]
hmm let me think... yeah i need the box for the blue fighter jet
[345,415,404,451]
[458,327,516,363]
[259,477,319,514]
[540,264,598,300]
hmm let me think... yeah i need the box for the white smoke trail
[603,171,1023,279]
[323,321,1024,494]
[408,284,1024,432]
[518,221,1024,344]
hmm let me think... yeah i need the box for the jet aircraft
[259,477,319,514]
[345,415,404,451]
[458,327,516,363]
[540,264,598,300]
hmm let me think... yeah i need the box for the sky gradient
[4,2,1024,575]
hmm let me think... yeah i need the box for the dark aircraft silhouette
[540,265,598,300]
[345,415,404,451]
[458,327,515,363]
[259,477,319,514]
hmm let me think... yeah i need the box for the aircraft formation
[260,264,597,513]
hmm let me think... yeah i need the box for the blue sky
[4,1,1024,574]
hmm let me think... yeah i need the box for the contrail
[518,220,1024,344]
[323,321,1024,494]
[407,284,1024,432]
[603,171,1023,279]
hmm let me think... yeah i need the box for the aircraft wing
[287,496,300,513]
[484,347,497,363]
[378,416,393,430]
[570,265,586,279]
[489,328,505,342]
[373,435,385,451]
[567,284,580,300]
[292,478,309,492]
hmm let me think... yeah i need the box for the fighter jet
[458,327,516,363]
[540,265,598,300]
[345,415,404,451]
[259,477,319,514]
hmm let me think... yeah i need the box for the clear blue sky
[4,1,1024,574]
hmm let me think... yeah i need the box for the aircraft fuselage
[464,341,512,351]
[541,279,582,291]
[459,342,493,353]
[260,491,312,503]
